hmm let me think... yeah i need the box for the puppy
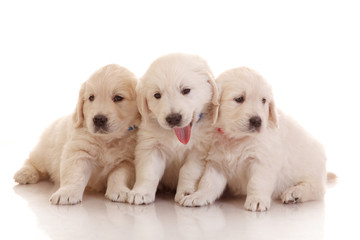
[179,67,330,211]
[14,64,140,205]
[127,53,219,205]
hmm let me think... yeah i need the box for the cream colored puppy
[127,53,219,205]
[179,67,329,211]
[14,64,140,205]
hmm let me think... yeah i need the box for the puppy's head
[73,64,139,137]
[137,53,218,144]
[216,67,278,139]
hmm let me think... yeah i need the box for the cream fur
[178,67,328,211]
[14,64,140,205]
[127,53,219,205]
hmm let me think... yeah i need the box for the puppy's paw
[105,188,130,203]
[244,195,271,212]
[14,166,40,184]
[127,190,155,205]
[281,186,302,204]
[174,189,194,203]
[50,187,83,205]
[178,192,214,207]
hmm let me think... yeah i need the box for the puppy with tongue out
[127,53,219,205]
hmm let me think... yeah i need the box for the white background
[1,1,359,239]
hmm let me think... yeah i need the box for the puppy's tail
[327,172,337,183]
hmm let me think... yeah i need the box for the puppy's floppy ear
[214,81,223,122]
[136,82,151,123]
[207,73,220,124]
[73,83,86,128]
[268,96,279,129]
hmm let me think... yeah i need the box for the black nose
[249,116,262,128]
[93,115,108,127]
[166,113,182,126]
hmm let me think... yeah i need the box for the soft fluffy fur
[127,53,219,205]
[178,67,328,211]
[14,64,140,205]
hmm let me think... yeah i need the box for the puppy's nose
[93,115,108,127]
[166,113,182,126]
[249,116,262,128]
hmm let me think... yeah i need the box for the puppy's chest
[96,137,135,167]
[161,142,189,164]
[212,139,256,177]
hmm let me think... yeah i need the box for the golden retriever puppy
[127,53,219,205]
[178,67,330,211]
[14,64,140,205]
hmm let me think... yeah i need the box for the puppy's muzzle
[249,116,262,130]
[93,114,108,130]
[166,113,182,127]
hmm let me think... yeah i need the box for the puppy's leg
[179,161,227,207]
[14,149,49,184]
[244,162,277,212]
[50,153,92,205]
[281,181,326,204]
[14,162,41,184]
[175,150,206,203]
[127,149,166,205]
[105,161,135,202]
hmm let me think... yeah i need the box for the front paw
[244,195,271,212]
[105,187,130,203]
[50,187,83,205]
[178,192,214,207]
[127,190,155,205]
[175,189,194,203]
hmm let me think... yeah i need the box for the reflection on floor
[5,180,337,240]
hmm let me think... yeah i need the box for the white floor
[1,141,359,240]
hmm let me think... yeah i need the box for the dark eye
[262,98,266,104]
[89,95,95,102]
[154,93,161,99]
[113,95,124,102]
[234,96,245,103]
[182,88,191,95]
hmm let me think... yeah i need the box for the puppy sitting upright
[179,67,331,211]
[14,64,140,205]
[127,53,219,205]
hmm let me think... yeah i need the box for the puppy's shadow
[174,203,227,240]
[13,182,139,240]
[219,194,326,239]
[13,183,326,240]
[105,200,165,240]
[13,181,57,206]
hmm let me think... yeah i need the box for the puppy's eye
[181,88,191,95]
[234,96,245,103]
[262,98,266,104]
[154,93,161,99]
[89,95,95,102]
[113,95,124,102]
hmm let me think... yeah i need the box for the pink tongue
[174,124,191,144]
